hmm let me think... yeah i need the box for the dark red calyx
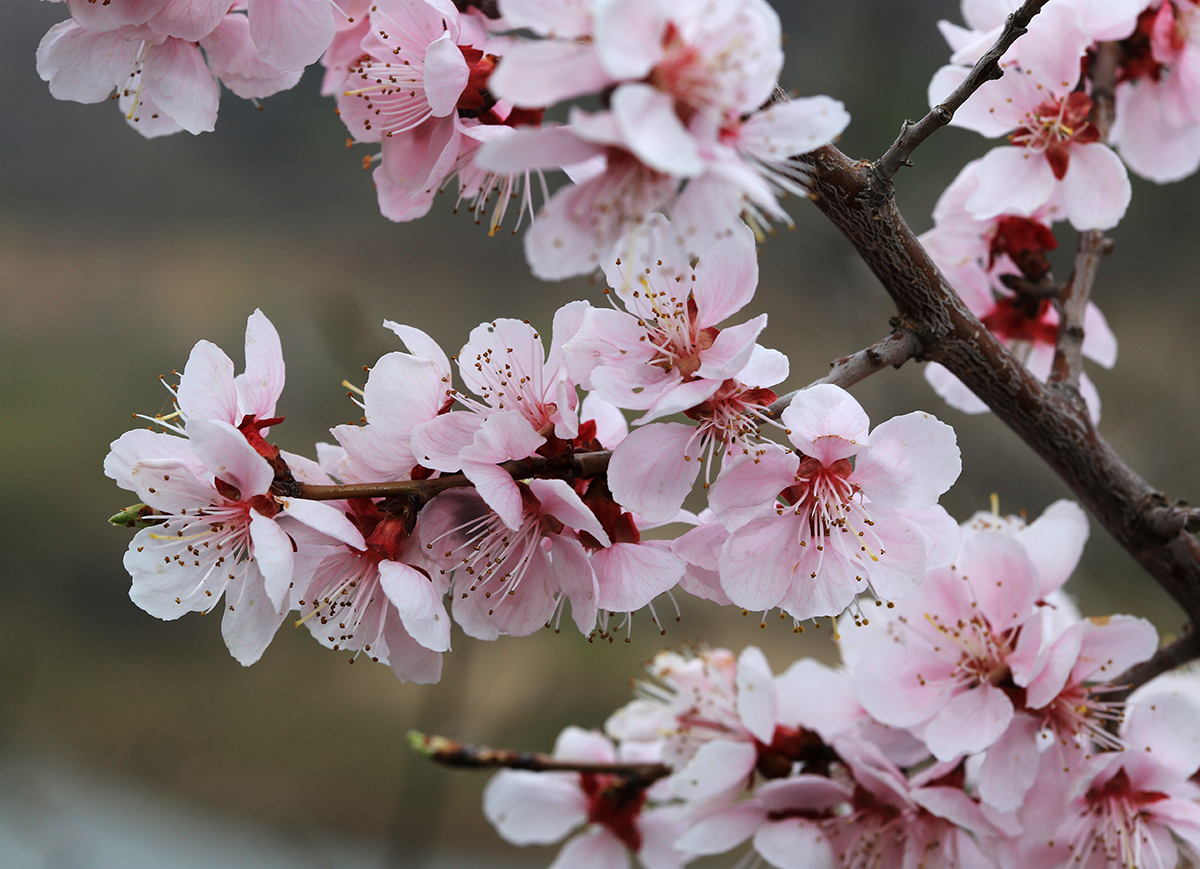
[981,296,1058,345]
[580,773,646,852]
[989,215,1057,281]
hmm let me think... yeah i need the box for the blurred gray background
[3,1,1199,866]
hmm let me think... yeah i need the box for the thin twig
[763,330,921,420]
[295,450,613,501]
[875,0,1051,180]
[1049,41,1119,390]
[409,731,671,783]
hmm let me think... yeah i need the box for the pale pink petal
[924,362,989,414]
[1072,614,1158,685]
[550,535,598,634]
[966,146,1056,221]
[249,509,294,610]
[707,445,795,530]
[592,0,666,79]
[423,32,469,117]
[592,543,684,612]
[671,739,757,804]
[129,458,218,513]
[489,39,610,108]
[237,309,285,419]
[1113,79,1200,183]
[859,512,928,600]
[202,14,303,99]
[373,165,438,222]
[1014,498,1088,597]
[148,0,230,42]
[411,412,485,471]
[65,0,165,31]
[924,683,1014,761]
[483,770,588,844]
[689,223,759,324]
[780,384,869,463]
[1081,302,1118,368]
[1022,624,1082,709]
[739,96,850,161]
[141,37,219,134]
[854,642,957,729]
[608,423,699,523]
[977,714,1042,811]
[548,829,630,869]
[279,497,364,548]
[736,345,788,389]
[186,418,275,496]
[248,0,335,70]
[555,726,618,762]
[379,114,461,193]
[36,21,140,103]
[851,411,961,509]
[694,314,767,382]
[106,429,203,492]
[719,515,805,611]
[177,339,238,423]
[1060,142,1131,231]
[753,819,836,869]
[675,802,765,855]
[957,531,1041,630]
[611,83,703,176]
[1123,692,1200,791]
[499,0,593,37]
[736,646,777,744]
[895,504,960,570]
[379,560,451,652]
[380,617,444,683]
[221,567,285,665]
[476,125,607,173]
[777,547,863,621]
[774,659,862,740]
[528,478,608,543]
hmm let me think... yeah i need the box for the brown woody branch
[799,143,1200,681]
[875,0,1051,180]
[409,731,671,784]
[764,330,922,420]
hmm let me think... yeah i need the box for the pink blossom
[418,480,607,638]
[484,726,692,869]
[919,159,1117,422]
[411,310,583,529]
[328,320,453,484]
[1018,691,1200,868]
[709,384,961,621]
[115,419,364,665]
[1111,1,1200,182]
[290,492,449,684]
[929,3,1132,229]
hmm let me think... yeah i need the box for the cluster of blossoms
[40,0,849,278]
[67,0,1200,861]
[105,218,963,678]
[35,0,335,135]
[484,502,1200,869]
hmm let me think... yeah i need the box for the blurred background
[4,1,1199,866]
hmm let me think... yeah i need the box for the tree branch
[294,450,614,502]
[1049,41,1119,391]
[799,143,1200,635]
[408,731,671,783]
[874,0,1052,180]
[764,330,921,419]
